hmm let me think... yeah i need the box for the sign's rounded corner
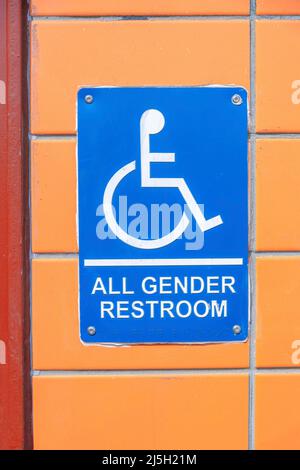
[79,332,93,346]
[77,86,249,345]
[237,86,249,99]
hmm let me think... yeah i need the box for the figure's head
[140,109,165,135]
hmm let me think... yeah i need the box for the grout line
[255,251,300,257]
[30,15,250,22]
[249,0,256,451]
[31,368,300,377]
[29,15,300,22]
[254,133,300,139]
[30,134,76,141]
[31,252,78,259]
[249,254,256,450]
[258,15,300,20]
[30,133,300,140]
[256,368,300,374]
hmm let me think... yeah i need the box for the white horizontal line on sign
[84,258,244,267]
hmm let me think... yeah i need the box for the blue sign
[77,87,248,344]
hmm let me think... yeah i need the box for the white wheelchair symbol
[103,109,223,250]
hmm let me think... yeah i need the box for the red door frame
[0,0,31,449]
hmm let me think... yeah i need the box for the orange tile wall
[30,1,300,450]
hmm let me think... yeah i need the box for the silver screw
[233,325,242,335]
[231,94,243,106]
[87,326,96,336]
[85,94,93,104]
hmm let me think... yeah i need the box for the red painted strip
[0,0,30,450]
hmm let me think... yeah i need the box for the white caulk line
[84,258,244,267]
